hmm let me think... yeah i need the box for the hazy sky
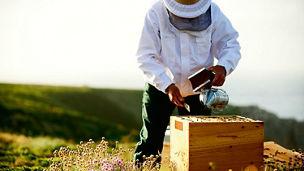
[0,0,304,119]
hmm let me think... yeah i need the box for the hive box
[170,116,264,171]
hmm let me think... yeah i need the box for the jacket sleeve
[210,4,241,75]
[136,9,173,93]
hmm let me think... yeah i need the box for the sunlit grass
[0,131,73,170]
[0,83,139,142]
[0,132,174,171]
[1,132,303,170]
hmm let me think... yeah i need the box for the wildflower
[100,159,114,171]
[112,157,125,170]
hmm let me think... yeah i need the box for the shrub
[48,138,167,171]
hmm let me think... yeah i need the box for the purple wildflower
[112,157,125,170]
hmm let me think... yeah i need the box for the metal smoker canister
[199,88,229,109]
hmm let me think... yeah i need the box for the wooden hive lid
[171,115,263,123]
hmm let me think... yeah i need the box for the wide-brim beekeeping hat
[163,0,211,18]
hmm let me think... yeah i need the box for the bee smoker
[188,68,229,110]
[199,88,229,110]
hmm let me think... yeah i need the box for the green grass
[0,83,142,142]
[0,132,74,170]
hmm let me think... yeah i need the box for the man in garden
[134,0,241,165]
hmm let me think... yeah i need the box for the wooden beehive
[170,116,264,171]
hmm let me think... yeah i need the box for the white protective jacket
[137,0,241,97]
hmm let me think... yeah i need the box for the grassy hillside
[0,83,303,149]
[0,83,142,142]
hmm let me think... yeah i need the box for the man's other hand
[165,84,185,107]
[208,65,226,86]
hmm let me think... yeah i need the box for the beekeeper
[134,0,241,165]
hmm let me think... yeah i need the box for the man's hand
[165,84,185,107]
[208,65,226,86]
